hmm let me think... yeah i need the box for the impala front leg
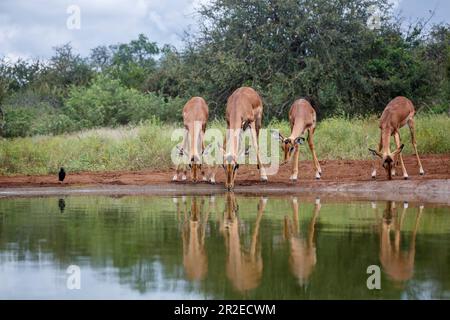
[394,132,408,179]
[173,129,189,181]
[290,147,299,182]
[250,124,267,181]
[371,136,382,179]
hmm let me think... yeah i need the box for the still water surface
[0,194,449,299]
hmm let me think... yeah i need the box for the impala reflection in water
[378,201,423,284]
[284,197,320,286]
[0,195,448,299]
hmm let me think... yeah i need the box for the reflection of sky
[0,253,206,299]
[402,280,448,300]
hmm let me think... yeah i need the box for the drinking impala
[275,99,322,181]
[173,97,216,183]
[223,87,268,190]
[369,97,425,180]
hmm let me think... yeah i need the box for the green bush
[64,75,184,128]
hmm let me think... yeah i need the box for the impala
[274,99,322,181]
[173,97,216,183]
[181,197,209,281]
[221,192,266,292]
[369,97,425,180]
[223,87,268,190]
[284,197,320,285]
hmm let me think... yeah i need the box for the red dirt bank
[0,155,448,188]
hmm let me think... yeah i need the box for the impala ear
[392,144,405,157]
[271,129,284,142]
[294,137,305,145]
[369,148,382,158]
[176,145,187,157]
[242,120,251,132]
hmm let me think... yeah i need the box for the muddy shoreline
[0,179,448,205]
[0,155,449,204]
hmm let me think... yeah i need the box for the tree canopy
[0,0,449,137]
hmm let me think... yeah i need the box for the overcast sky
[0,0,449,61]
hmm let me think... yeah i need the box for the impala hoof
[403,176,409,180]
[172,175,178,182]
[202,176,207,182]
[261,176,268,182]
[419,169,425,176]
[181,175,187,181]
[315,172,321,180]
[209,178,216,184]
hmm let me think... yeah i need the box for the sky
[0,0,449,61]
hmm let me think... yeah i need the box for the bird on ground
[58,167,66,183]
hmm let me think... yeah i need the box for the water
[0,194,449,300]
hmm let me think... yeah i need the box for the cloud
[0,0,208,60]
[0,0,448,62]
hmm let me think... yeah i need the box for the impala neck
[380,127,392,155]
[226,114,243,162]
[187,122,202,162]
[288,118,306,141]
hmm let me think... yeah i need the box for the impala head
[369,144,405,180]
[189,155,201,182]
[272,130,305,163]
[177,144,212,182]
[223,154,239,191]
[221,144,249,191]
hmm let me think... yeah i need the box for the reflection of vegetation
[0,196,448,299]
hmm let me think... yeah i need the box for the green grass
[0,115,449,175]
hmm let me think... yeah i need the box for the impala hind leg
[207,164,218,184]
[250,123,267,181]
[307,128,322,179]
[201,131,208,182]
[408,118,424,176]
[173,164,181,181]
[394,132,408,179]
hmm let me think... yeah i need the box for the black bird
[58,167,66,183]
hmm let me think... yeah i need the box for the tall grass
[0,115,448,175]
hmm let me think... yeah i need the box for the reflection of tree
[379,201,423,283]
[221,193,265,293]
[284,197,320,286]
[182,197,209,281]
